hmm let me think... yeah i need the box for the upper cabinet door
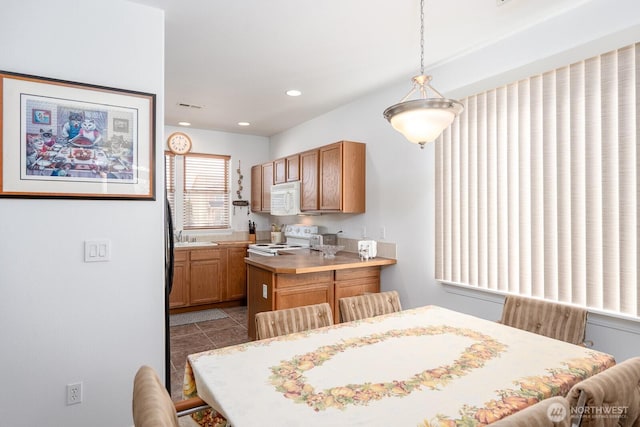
[274,155,300,183]
[261,162,273,212]
[319,143,342,211]
[273,158,286,184]
[319,141,365,213]
[250,165,262,212]
[300,149,319,211]
[286,154,300,182]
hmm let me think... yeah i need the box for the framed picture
[32,109,51,125]
[0,70,156,200]
[113,117,129,133]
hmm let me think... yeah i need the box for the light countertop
[245,249,396,274]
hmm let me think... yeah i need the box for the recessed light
[238,122,250,126]
[178,121,191,126]
[286,89,302,97]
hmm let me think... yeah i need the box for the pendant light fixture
[383,0,463,149]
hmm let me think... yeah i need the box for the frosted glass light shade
[384,99,463,146]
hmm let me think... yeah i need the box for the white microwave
[270,181,301,216]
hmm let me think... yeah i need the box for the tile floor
[169,305,250,401]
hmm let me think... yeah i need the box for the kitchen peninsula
[246,249,396,339]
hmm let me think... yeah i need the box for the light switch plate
[84,240,111,262]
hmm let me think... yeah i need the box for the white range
[247,224,318,256]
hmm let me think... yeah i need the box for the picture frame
[32,109,51,125]
[113,117,129,133]
[0,70,156,200]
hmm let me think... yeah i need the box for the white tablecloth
[185,305,614,426]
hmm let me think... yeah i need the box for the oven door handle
[247,248,276,256]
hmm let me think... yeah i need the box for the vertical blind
[435,43,639,317]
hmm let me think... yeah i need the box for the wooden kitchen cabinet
[225,246,248,301]
[246,264,381,338]
[252,141,365,214]
[261,162,273,212]
[333,266,380,323]
[274,158,286,184]
[250,162,274,212]
[169,250,189,308]
[170,244,248,313]
[286,154,300,181]
[189,248,224,305]
[247,266,333,339]
[319,141,366,213]
[250,164,262,212]
[300,149,319,211]
[275,155,300,184]
[275,271,334,310]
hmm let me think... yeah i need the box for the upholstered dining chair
[567,357,640,427]
[499,295,588,345]
[132,365,210,427]
[490,396,571,427]
[339,291,402,322]
[255,302,334,340]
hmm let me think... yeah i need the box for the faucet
[175,230,183,242]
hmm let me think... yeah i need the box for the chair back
[500,295,587,345]
[567,357,640,427]
[132,365,179,427]
[339,291,402,322]
[490,396,571,427]
[255,302,333,339]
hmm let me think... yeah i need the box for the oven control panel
[283,224,318,238]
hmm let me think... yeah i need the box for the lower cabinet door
[333,267,381,323]
[275,282,334,311]
[189,250,224,305]
[225,247,248,301]
[169,260,188,308]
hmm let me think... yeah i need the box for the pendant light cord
[420,0,425,76]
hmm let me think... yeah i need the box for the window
[435,42,639,317]
[165,152,231,230]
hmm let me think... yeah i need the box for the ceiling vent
[177,102,204,109]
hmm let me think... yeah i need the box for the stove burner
[270,245,287,249]
[255,244,270,247]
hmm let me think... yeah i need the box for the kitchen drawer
[190,248,222,261]
[275,283,334,310]
[174,250,188,262]
[277,271,333,288]
[335,266,380,281]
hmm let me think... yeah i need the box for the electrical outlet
[361,226,367,238]
[380,226,386,240]
[262,284,268,299]
[67,382,83,405]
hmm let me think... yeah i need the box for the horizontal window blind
[435,43,639,317]
[183,154,230,229]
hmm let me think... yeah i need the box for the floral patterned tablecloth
[184,305,614,427]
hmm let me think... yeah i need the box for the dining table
[183,305,615,427]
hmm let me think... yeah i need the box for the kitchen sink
[174,241,219,247]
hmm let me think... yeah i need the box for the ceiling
[131,0,589,137]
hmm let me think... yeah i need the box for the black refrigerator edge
[164,194,175,391]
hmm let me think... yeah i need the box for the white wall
[269,0,640,362]
[0,1,164,426]
[164,125,271,235]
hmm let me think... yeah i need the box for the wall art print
[0,71,156,199]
